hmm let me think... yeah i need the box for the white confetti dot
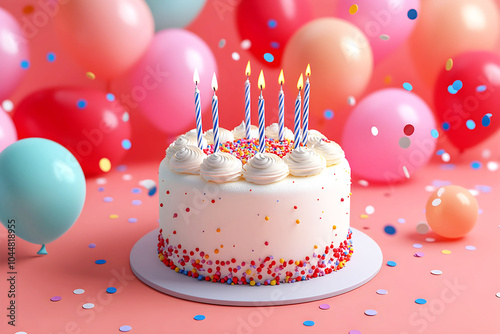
[123,174,132,181]
[15,332,28,334]
[82,303,95,309]
[2,99,14,112]
[437,187,445,197]
[232,52,240,61]
[371,126,378,136]
[425,185,435,192]
[425,237,435,242]
[402,166,410,179]
[365,205,375,215]
[413,243,423,248]
[442,152,451,162]
[487,161,498,171]
[431,270,442,275]
[240,39,251,50]
[432,198,441,206]
[416,222,429,234]
[468,189,479,196]
[380,34,390,40]
[122,111,130,122]
[496,292,500,298]
[73,289,85,295]
[347,96,356,106]
[482,149,491,159]
[465,245,476,251]
[218,38,226,48]
[376,289,388,295]
[96,177,107,185]
[358,180,369,187]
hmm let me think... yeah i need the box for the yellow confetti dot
[109,214,119,219]
[384,75,392,84]
[442,249,452,255]
[270,280,276,286]
[265,216,270,221]
[214,249,219,254]
[349,4,358,15]
[99,158,111,172]
[246,269,252,275]
[296,219,300,224]
[216,228,221,233]
[445,58,453,71]
[250,280,256,286]
[332,225,337,230]
[360,214,369,219]
[86,72,96,80]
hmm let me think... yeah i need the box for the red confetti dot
[404,124,415,136]
[211,199,215,203]
[186,208,190,212]
[173,230,176,234]
[160,203,163,207]
[166,190,170,194]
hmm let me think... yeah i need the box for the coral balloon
[145,0,206,30]
[282,18,373,140]
[337,0,420,63]
[0,138,86,253]
[426,185,478,238]
[111,29,217,136]
[13,87,131,176]
[54,0,154,80]
[0,8,29,100]
[236,0,313,67]
[434,51,500,151]
[410,0,498,86]
[0,107,17,153]
[342,88,436,182]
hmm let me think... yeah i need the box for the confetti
[482,114,491,127]
[399,137,411,149]
[82,303,95,309]
[476,85,487,92]
[47,52,56,62]
[347,96,356,106]
[466,119,476,130]
[267,19,277,28]
[398,218,406,224]
[128,218,138,223]
[103,197,113,203]
[119,325,132,332]
[77,99,87,109]
[263,53,274,62]
[432,198,441,206]
[50,296,62,302]
[371,126,378,136]
[324,109,334,119]
[99,158,112,172]
[413,243,423,249]
[106,287,117,294]
[441,250,452,255]
[20,60,30,69]
[358,180,369,187]
[414,252,424,257]
[365,205,375,215]
[349,4,358,14]
[442,122,450,131]
[319,304,330,310]
[73,289,85,295]
[96,177,107,185]
[116,165,127,172]
[109,214,119,219]
[402,166,410,179]
[232,52,240,61]
[270,41,280,49]
[441,153,451,162]
[404,124,415,136]
[452,80,463,90]
[240,39,251,50]
[349,331,362,334]
[95,259,106,264]
[364,309,377,316]
[123,112,130,122]
[487,161,498,171]
[106,93,115,101]
[86,72,96,79]
[431,129,439,138]
[415,298,427,305]
[194,314,206,321]
[132,200,142,206]
[387,260,397,267]
[416,222,429,234]
[384,225,396,235]
[445,59,453,71]
[139,179,157,196]
[465,245,476,251]
[380,34,390,41]
[303,320,315,326]
[123,174,132,181]
[471,161,482,169]
[431,270,442,275]
[407,9,418,19]
[402,82,412,91]
[425,237,435,242]
[496,293,500,298]
[1,99,14,112]
[376,289,388,295]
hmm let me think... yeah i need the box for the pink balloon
[337,0,420,63]
[0,108,17,153]
[0,8,29,100]
[111,29,217,135]
[342,88,436,183]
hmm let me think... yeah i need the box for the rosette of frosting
[232,121,259,140]
[243,152,289,184]
[265,122,294,141]
[204,128,234,145]
[169,145,207,174]
[165,135,195,163]
[311,140,345,166]
[306,129,328,146]
[182,129,208,149]
[200,152,243,183]
[283,146,326,176]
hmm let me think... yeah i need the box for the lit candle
[211,73,220,153]
[278,69,285,142]
[302,64,311,146]
[245,61,251,139]
[294,74,303,149]
[193,68,203,149]
[257,70,266,153]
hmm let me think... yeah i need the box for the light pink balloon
[112,29,217,135]
[337,0,420,63]
[0,108,18,153]
[0,8,29,100]
[341,88,436,183]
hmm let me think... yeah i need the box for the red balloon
[236,0,313,67]
[13,88,131,176]
[434,51,500,151]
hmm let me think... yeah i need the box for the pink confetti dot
[50,296,62,302]
[414,252,425,257]
[319,303,330,310]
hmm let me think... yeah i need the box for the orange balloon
[425,185,479,238]
[282,18,373,141]
[409,0,499,86]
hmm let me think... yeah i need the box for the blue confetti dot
[407,9,418,19]
[471,161,482,169]
[148,186,157,196]
[128,218,138,223]
[122,139,132,150]
[476,85,487,92]
[270,41,280,49]
[442,122,450,131]
[119,325,132,332]
[387,260,397,267]
[47,52,56,62]
[303,320,315,326]
[447,85,457,94]
[194,314,206,321]
[20,60,30,69]
[95,259,106,264]
[77,99,87,109]
[116,165,127,172]
[384,225,396,235]
[436,149,445,156]
[131,188,141,194]
[364,309,377,316]
[452,80,463,90]
[267,19,277,28]
[132,200,142,206]
[106,287,117,294]
[98,187,104,192]
[324,109,334,120]
[415,298,427,305]
[466,119,476,130]
[106,93,115,101]
[403,82,413,91]
[263,53,274,62]
[88,243,96,248]
[103,197,113,202]
[431,129,439,138]
[482,114,491,127]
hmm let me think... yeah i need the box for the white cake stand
[130,228,382,306]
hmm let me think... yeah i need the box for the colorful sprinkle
[194,314,206,321]
[404,124,415,136]
[303,320,315,326]
[267,19,277,28]
[466,119,476,130]
[106,93,115,101]
[414,252,425,257]
[88,243,96,248]
[482,114,491,127]
[445,59,453,71]
[471,161,482,169]
[324,109,334,119]
[413,243,423,249]
[415,298,427,305]
[387,261,397,267]
[431,129,439,138]
[77,99,87,109]
[47,52,56,62]
[20,60,30,69]
[122,139,132,150]
[452,80,463,90]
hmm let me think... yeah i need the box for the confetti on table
[415,298,427,305]
[88,243,96,248]
[99,158,112,172]
[384,225,396,235]
[194,314,206,321]
[416,222,429,234]
[119,325,132,332]
[349,4,358,14]
[95,259,106,264]
[319,303,330,310]
[50,296,62,302]
[349,331,362,334]
[365,205,375,215]
[425,237,435,242]
[387,261,397,267]
[109,214,119,219]
[303,320,315,326]
[376,289,388,295]
[132,200,142,206]
[128,218,138,223]
[431,270,442,275]
[103,197,113,203]
[106,287,117,294]
[364,309,377,316]
[73,289,85,295]
[82,303,95,309]
[413,243,423,249]
[465,245,476,251]
[441,249,452,255]
[414,252,425,257]
[496,292,500,298]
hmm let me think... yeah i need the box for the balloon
[409,0,499,85]
[434,51,500,151]
[111,29,217,136]
[342,88,436,183]
[282,18,373,141]
[0,108,17,153]
[54,0,154,80]
[13,87,131,176]
[236,0,314,67]
[0,8,29,100]
[425,185,478,238]
[336,0,420,64]
[145,0,206,30]
[0,138,86,252]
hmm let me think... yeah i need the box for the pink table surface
[2,159,500,334]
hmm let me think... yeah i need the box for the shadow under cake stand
[130,228,382,306]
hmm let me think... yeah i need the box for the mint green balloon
[145,0,207,31]
[0,138,86,249]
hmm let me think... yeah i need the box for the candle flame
[258,70,265,90]
[212,73,218,91]
[193,68,200,84]
[245,61,251,76]
[305,64,311,77]
[297,74,304,90]
[278,69,284,85]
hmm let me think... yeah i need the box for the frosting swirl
[169,145,207,174]
[265,122,294,141]
[204,128,234,145]
[306,129,328,146]
[200,152,243,183]
[166,135,197,163]
[283,146,326,176]
[311,140,345,166]
[232,121,259,140]
[243,152,289,184]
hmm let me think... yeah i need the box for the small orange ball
[425,185,478,238]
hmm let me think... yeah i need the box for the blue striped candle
[193,68,203,149]
[302,76,310,145]
[245,61,251,139]
[211,73,220,153]
[294,74,304,149]
[258,70,266,153]
[278,69,285,141]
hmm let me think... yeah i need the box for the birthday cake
[157,124,352,286]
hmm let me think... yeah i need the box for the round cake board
[130,228,382,306]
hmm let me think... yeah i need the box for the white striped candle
[257,70,266,153]
[245,61,251,139]
[211,73,220,153]
[302,65,310,145]
[278,69,285,142]
[294,74,303,149]
[193,68,203,149]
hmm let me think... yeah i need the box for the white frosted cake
[157,124,352,286]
